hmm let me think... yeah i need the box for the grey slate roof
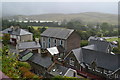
[82,48,120,71]
[49,64,69,76]
[2,28,32,36]
[72,48,83,63]
[18,41,41,50]
[88,39,111,53]
[40,28,74,39]
[28,53,53,68]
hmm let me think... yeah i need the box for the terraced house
[40,28,80,53]
[64,37,120,80]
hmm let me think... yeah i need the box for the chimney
[35,38,41,53]
[35,38,39,45]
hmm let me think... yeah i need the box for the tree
[2,34,10,45]
[39,27,46,33]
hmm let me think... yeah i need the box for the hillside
[3,12,118,25]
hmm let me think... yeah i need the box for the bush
[112,47,120,54]
[80,40,88,47]
[23,71,36,78]
[19,67,28,73]
[18,62,31,70]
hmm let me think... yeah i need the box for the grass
[28,26,65,30]
[106,38,118,42]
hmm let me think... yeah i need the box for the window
[48,38,50,42]
[54,39,57,46]
[73,72,76,77]
[43,42,45,48]
[60,40,63,45]
[48,38,51,48]
[43,37,45,42]
[115,74,119,78]
[48,43,50,48]
[69,58,74,66]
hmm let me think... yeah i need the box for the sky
[1,1,119,17]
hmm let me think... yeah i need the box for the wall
[20,34,33,42]
[66,31,80,53]
[64,51,81,71]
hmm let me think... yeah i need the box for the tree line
[2,19,118,40]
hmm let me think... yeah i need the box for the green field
[28,26,65,30]
[106,38,119,42]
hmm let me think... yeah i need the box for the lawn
[106,38,119,42]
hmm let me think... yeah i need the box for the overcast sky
[2,2,118,16]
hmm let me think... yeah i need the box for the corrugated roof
[47,47,59,55]
[47,46,65,55]
[40,28,74,39]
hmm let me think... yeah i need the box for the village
[1,1,120,80]
[1,25,120,80]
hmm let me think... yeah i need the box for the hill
[3,12,118,25]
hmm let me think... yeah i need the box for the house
[81,48,120,79]
[19,51,78,78]
[2,26,33,45]
[27,53,53,77]
[64,48,82,71]
[64,37,120,80]
[88,36,113,53]
[40,28,80,53]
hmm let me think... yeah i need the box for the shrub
[80,40,88,47]
[112,47,120,54]
[23,71,36,78]
[18,62,31,70]
[19,67,28,73]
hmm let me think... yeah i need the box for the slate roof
[49,64,69,76]
[72,48,83,63]
[40,28,74,39]
[88,39,111,53]
[82,48,120,71]
[28,53,53,68]
[2,28,32,36]
[18,41,41,50]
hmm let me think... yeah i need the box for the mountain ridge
[3,12,118,25]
